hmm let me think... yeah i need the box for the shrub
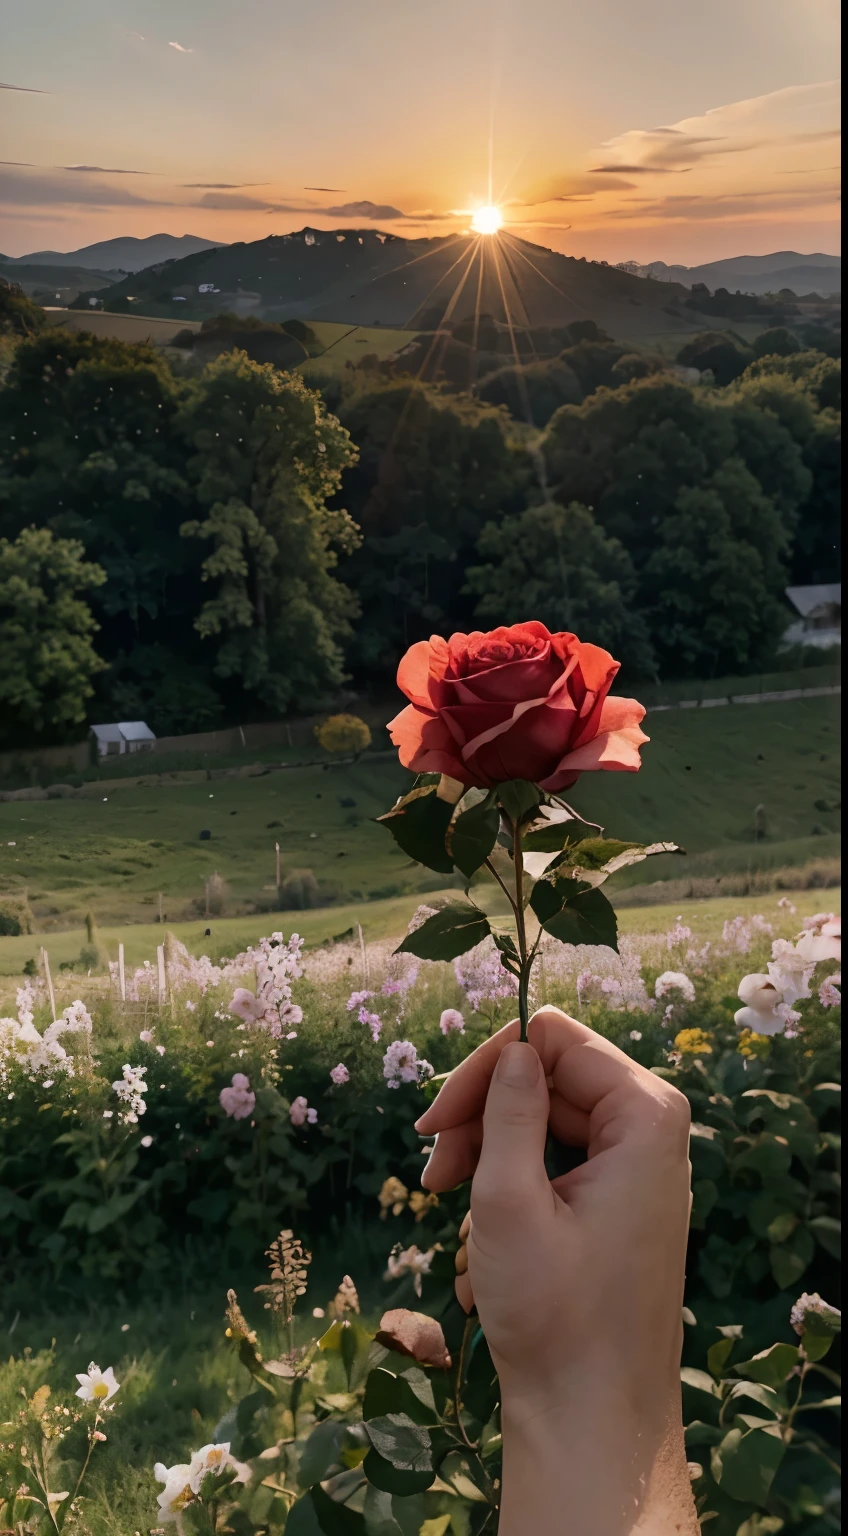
[314,713,373,757]
[0,893,34,936]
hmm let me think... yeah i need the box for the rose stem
[512,817,531,1043]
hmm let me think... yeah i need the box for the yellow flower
[673,1028,714,1057]
[378,1176,409,1218]
[737,1027,771,1059]
[408,1191,439,1222]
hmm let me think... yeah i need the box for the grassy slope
[0,694,839,943]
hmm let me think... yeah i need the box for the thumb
[470,1041,551,1234]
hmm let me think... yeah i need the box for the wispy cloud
[1,80,48,93]
[304,186,347,192]
[63,164,151,175]
[183,181,268,189]
[168,41,193,53]
[323,199,405,219]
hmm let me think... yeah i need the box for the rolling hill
[637,251,841,296]
[69,227,710,342]
[5,233,226,274]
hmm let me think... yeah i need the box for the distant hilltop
[617,251,841,297]
[1,233,227,275]
[65,226,703,341]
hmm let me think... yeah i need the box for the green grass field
[302,320,421,368]
[0,695,840,947]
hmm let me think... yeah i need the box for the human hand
[415,1007,698,1535]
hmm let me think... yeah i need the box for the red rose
[388,621,648,793]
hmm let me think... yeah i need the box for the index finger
[415,1005,650,1135]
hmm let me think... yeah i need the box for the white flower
[629,1030,642,1041]
[655,971,696,1003]
[768,939,816,1006]
[385,1243,436,1298]
[735,971,801,1035]
[777,896,797,914]
[188,1442,250,1493]
[289,1095,318,1126]
[75,1362,120,1403]
[219,1073,255,1120]
[112,1063,148,1123]
[795,929,841,966]
[154,1462,196,1522]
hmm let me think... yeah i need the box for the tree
[466,501,656,676]
[676,332,753,386]
[178,350,360,713]
[476,358,582,425]
[0,527,106,739]
[642,462,791,675]
[0,328,205,719]
[541,377,810,677]
[753,326,801,359]
[337,380,529,674]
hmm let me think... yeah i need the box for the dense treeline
[0,298,840,745]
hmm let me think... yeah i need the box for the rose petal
[387,704,471,782]
[397,641,437,709]
[540,720,649,790]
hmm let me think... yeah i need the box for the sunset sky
[1,0,841,263]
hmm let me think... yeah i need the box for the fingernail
[496,1042,540,1087]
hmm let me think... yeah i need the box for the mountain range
[629,251,840,296]
[0,233,225,274]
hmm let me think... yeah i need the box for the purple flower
[330,1063,350,1085]
[358,1006,383,1041]
[220,1073,256,1121]
[346,989,374,1012]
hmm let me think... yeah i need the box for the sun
[471,204,503,235]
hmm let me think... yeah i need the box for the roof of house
[785,583,842,618]
[90,721,156,742]
[117,721,156,741]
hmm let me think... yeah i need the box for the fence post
[41,947,57,1021]
[118,942,126,1001]
[157,945,166,1006]
[358,922,368,985]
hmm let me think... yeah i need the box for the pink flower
[819,972,841,1008]
[229,988,267,1024]
[290,1095,318,1127]
[330,1063,350,1085]
[219,1072,256,1120]
[358,1006,383,1041]
[439,1008,465,1035]
[383,1040,433,1089]
[139,1029,154,1043]
[346,989,374,1012]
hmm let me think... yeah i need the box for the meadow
[0,693,840,952]
[0,889,841,1534]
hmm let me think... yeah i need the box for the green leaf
[299,1421,346,1488]
[376,788,454,874]
[285,1493,325,1536]
[497,780,542,823]
[691,1178,719,1229]
[766,1212,799,1245]
[447,799,499,878]
[311,1483,366,1535]
[362,1486,404,1536]
[363,1369,434,1427]
[681,1368,721,1399]
[728,1383,780,1416]
[491,931,520,973]
[522,804,592,852]
[769,1225,814,1291]
[396,903,491,962]
[707,1337,736,1379]
[733,1344,799,1389]
[364,1415,433,1474]
[529,877,618,950]
[712,1425,786,1508]
[362,1448,434,1498]
[419,1520,451,1536]
[808,1215,841,1258]
[734,1518,786,1536]
[684,1421,724,1446]
[563,837,683,886]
